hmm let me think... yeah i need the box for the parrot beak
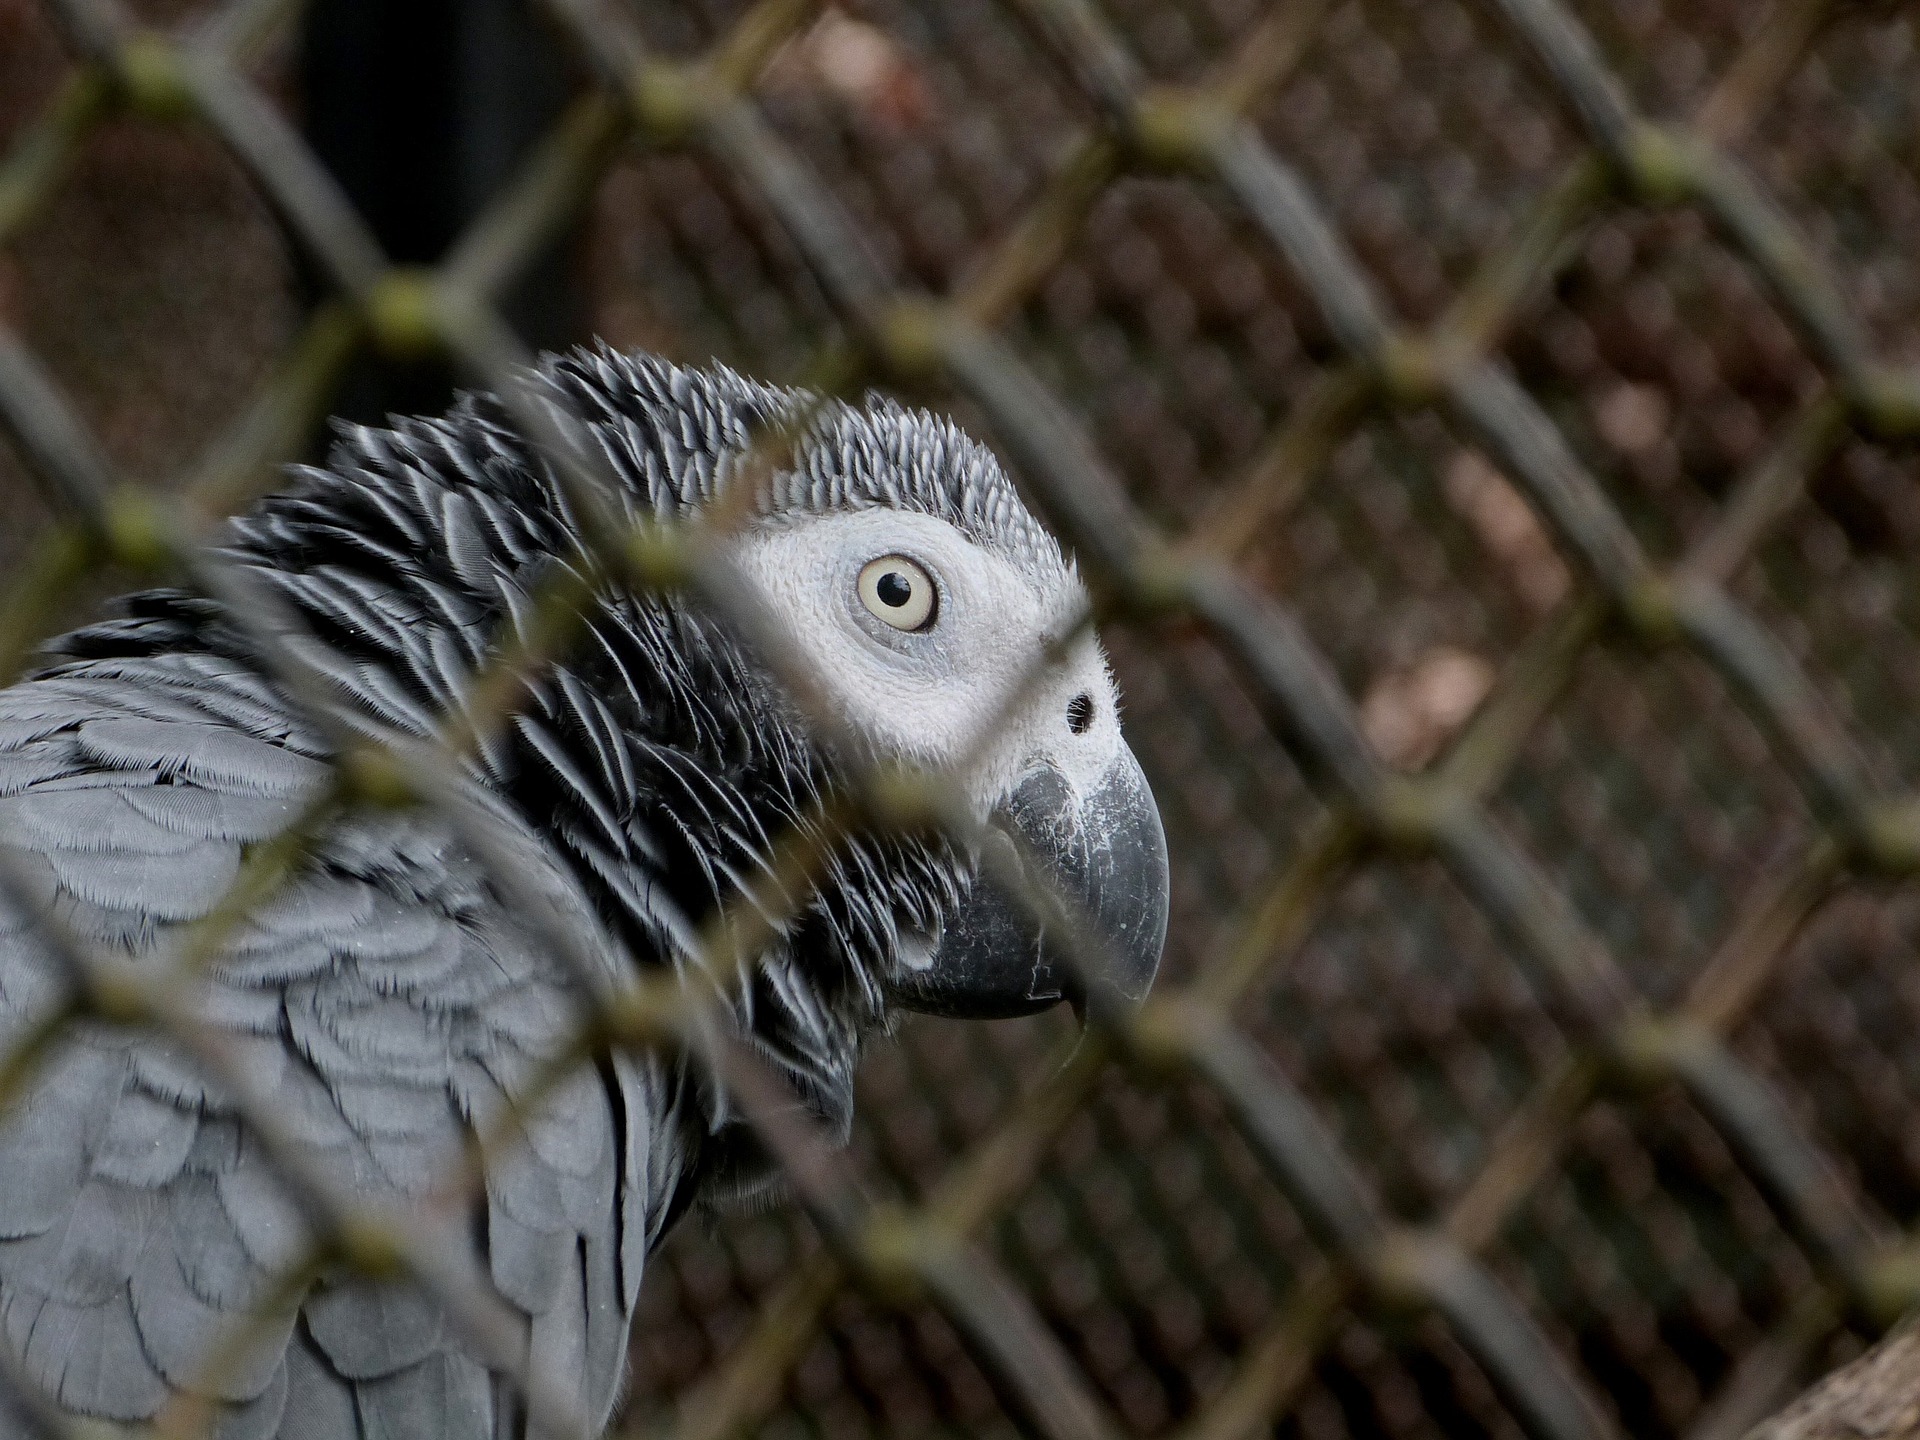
[891,747,1169,1020]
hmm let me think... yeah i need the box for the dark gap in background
[299,0,584,430]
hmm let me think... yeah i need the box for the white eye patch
[726,507,1124,818]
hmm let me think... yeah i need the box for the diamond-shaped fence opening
[1249,0,1586,324]
[2,0,1919,1438]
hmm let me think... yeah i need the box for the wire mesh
[1,0,1918,1437]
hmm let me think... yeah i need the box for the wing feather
[278,1324,360,1440]
[9,1286,169,1420]
[213,1355,290,1440]
[304,1279,446,1380]
[74,719,328,796]
[0,660,669,1436]
[91,1086,198,1188]
[3,1184,151,1306]
[353,1349,494,1440]
[42,840,241,921]
[129,1242,296,1400]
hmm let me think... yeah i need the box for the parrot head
[728,446,1169,1023]
[530,351,1168,1051]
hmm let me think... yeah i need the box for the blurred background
[2,0,1919,1436]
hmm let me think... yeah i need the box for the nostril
[1066,692,1096,735]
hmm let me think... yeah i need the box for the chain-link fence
[2,0,1919,1437]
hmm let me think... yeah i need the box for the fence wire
[0,0,1917,1437]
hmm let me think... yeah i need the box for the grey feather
[130,1032,285,1109]
[0,790,199,853]
[486,1202,568,1316]
[171,1176,273,1311]
[122,784,302,843]
[278,1327,359,1440]
[525,1243,589,1433]
[129,1242,294,1399]
[42,840,240,921]
[215,1357,290,1440]
[215,1156,315,1278]
[304,1280,445,1380]
[0,740,87,797]
[0,1106,87,1241]
[91,1087,198,1188]
[353,1350,494,1440]
[8,1286,169,1420]
[4,1185,150,1306]
[74,720,328,796]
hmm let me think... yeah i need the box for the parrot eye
[857,555,937,632]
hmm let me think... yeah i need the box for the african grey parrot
[0,346,1168,1438]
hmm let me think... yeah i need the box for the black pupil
[876,571,913,608]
